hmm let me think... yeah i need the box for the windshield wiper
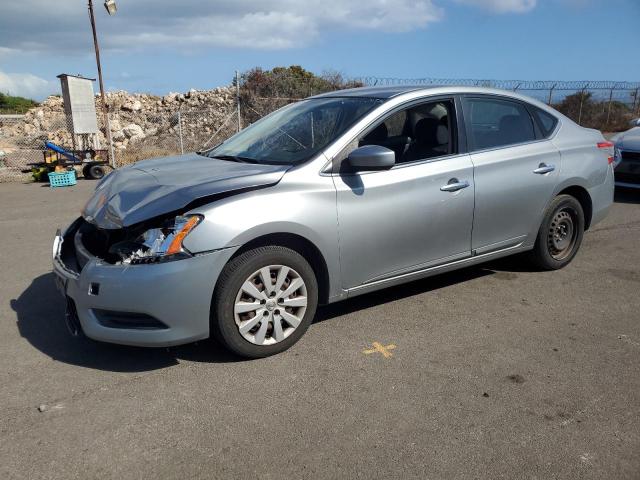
[211,155,259,164]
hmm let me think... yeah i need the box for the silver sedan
[53,86,615,358]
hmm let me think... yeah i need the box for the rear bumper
[52,221,236,347]
[589,164,615,228]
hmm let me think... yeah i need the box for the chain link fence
[0,109,110,181]
[108,106,240,167]
[1,71,639,182]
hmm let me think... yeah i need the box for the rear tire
[87,165,105,180]
[211,246,318,358]
[529,194,584,270]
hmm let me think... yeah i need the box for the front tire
[529,194,585,270]
[211,246,318,358]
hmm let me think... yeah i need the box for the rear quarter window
[532,108,559,138]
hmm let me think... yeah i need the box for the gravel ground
[0,180,638,479]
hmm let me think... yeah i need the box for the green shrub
[0,92,38,113]
[553,91,634,132]
[238,66,363,124]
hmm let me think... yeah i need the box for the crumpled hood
[615,127,640,151]
[82,153,289,229]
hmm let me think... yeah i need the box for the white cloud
[0,47,19,59]
[0,0,444,53]
[0,70,59,100]
[453,0,537,13]
[110,11,318,50]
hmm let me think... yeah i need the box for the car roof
[312,85,441,99]
[311,84,547,102]
[311,85,560,115]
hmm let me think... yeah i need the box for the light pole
[88,0,116,167]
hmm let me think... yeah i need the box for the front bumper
[52,220,236,347]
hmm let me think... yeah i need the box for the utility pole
[88,0,115,167]
[236,70,242,132]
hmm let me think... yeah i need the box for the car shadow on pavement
[14,263,521,371]
[315,266,496,323]
[11,273,240,372]
[614,188,640,204]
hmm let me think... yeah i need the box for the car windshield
[202,97,383,165]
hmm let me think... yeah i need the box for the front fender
[183,189,335,253]
[181,176,344,301]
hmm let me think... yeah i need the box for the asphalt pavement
[0,180,638,479]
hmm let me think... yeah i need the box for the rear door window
[464,97,536,151]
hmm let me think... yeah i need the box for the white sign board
[59,75,99,134]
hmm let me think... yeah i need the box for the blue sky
[0,0,638,99]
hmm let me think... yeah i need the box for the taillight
[597,141,615,164]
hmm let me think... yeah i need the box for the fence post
[107,112,116,167]
[177,110,184,155]
[634,88,640,116]
[577,88,587,125]
[605,88,614,129]
[547,84,556,105]
[236,70,242,132]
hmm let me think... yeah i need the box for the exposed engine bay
[74,214,199,267]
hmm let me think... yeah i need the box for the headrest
[499,115,523,130]
[436,125,448,146]
[414,117,439,145]
[415,117,448,146]
[499,115,529,144]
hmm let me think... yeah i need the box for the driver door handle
[533,163,555,175]
[440,179,470,192]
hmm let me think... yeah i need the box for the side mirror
[631,118,640,127]
[346,145,395,171]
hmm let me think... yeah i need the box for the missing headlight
[109,215,202,265]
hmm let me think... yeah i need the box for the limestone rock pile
[0,86,236,151]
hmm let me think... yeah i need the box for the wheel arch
[229,232,331,305]
[557,185,593,230]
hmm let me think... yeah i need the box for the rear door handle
[440,179,470,192]
[533,163,555,174]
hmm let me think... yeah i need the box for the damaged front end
[73,214,203,268]
[53,211,233,347]
[109,215,202,265]
[73,152,290,265]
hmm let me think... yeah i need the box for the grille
[615,172,640,185]
[621,150,640,161]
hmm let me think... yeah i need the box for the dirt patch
[507,374,526,384]
[607,268,640,283]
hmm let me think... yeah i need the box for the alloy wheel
[233,265,308,346]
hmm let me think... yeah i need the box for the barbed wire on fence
[2,72,640,178]
[239,73,640,134]
[355,77,640,91]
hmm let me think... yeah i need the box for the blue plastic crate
[48,170,77,188]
